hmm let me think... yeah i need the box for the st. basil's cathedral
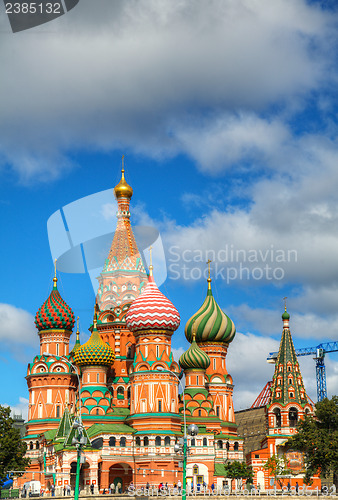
[17,167,319,494]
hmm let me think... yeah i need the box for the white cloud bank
[0,0,335,182]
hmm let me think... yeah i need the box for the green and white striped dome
[179,337,210,371]
[185,281,236,344]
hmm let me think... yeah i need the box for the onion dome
[126,266,180,332]
[282,305,290,329]
[282,307,290,320]
[179,332,210,371]
[114,165,133,199]
[35,274,75,331]
[185,278,235,344]
[74,313,115,366]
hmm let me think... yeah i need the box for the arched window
[35,441,39,449]
[234,442,239,451]
[164,436,170,446]
[29,441,34,450]
[117,387,124,399]
[120,437,126,447]
[217,440,223,449]
[135,437,141,446]
[109,437,116,447]
[127,387,131,401]
[191,438,195,447]
[274,408,281,428]
[226,441,230,451]
[198,409,201,417]
[155,436,161,446]
[143,437,149,446]
[127,346,132,358]
[203,438,207,446]
[56,405,60,418]
[289,408,298,427]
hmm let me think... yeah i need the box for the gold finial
[149,246,153,276]
[192,321,196,342]
[113,156,133,199]
[53,258,58,287]
[76,316,80,340]
[207,259,212,289]
[283,297,287,311]
[93,304,99,329]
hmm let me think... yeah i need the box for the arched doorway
[109,464,133,493]
[70,461,90,492]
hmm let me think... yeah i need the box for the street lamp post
[42,353,84,500]
[156,367,198,500]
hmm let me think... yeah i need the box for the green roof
[87,424,135,438]
[44,429,58,441]
[214,463,227,476]
[134,430,180,435]
[22,434,40,440]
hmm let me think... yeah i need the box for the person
[90,484,94,495]
[117,482,121,494]
[51,484,55,497]
[146,482,150,493]
[211,483,215,493]
[63,486,66,496]
[177,480,182,494]
[103,488,106,494]
[287,482,291,492]
[295,482,299,493]
[67,485,71,496]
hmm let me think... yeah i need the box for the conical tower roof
[96,164,148,311]
[35,273,75,331]
[185,277,235,344]
[270,308,308,406]
[74,312,115,366]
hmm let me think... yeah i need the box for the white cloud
[0,0,335,181]
[227,332,279,410]
[9,397,29,422]
[0,304,37,347]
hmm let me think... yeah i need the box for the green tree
[263,454,295,489]
[223,460,253,490]
[287,396,338,487]
[0,406,30,487]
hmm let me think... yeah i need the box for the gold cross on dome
[283,296,287,311]
[206,259,212,280]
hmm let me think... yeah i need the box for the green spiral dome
[74,324,115,367]
[185,282,236,344]
[179,339,210,371]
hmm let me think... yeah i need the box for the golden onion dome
[114,167,133,200]
[74,314,115,367]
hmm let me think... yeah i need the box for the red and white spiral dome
[126,273,180,332]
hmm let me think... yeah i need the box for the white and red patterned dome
[126,273,180,332]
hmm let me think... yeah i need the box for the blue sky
[1,0,338,418]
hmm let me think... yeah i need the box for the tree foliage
[0,406,30,487]
[287,396,338,486]
[223,461,253,489]
[263,454,295,489]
